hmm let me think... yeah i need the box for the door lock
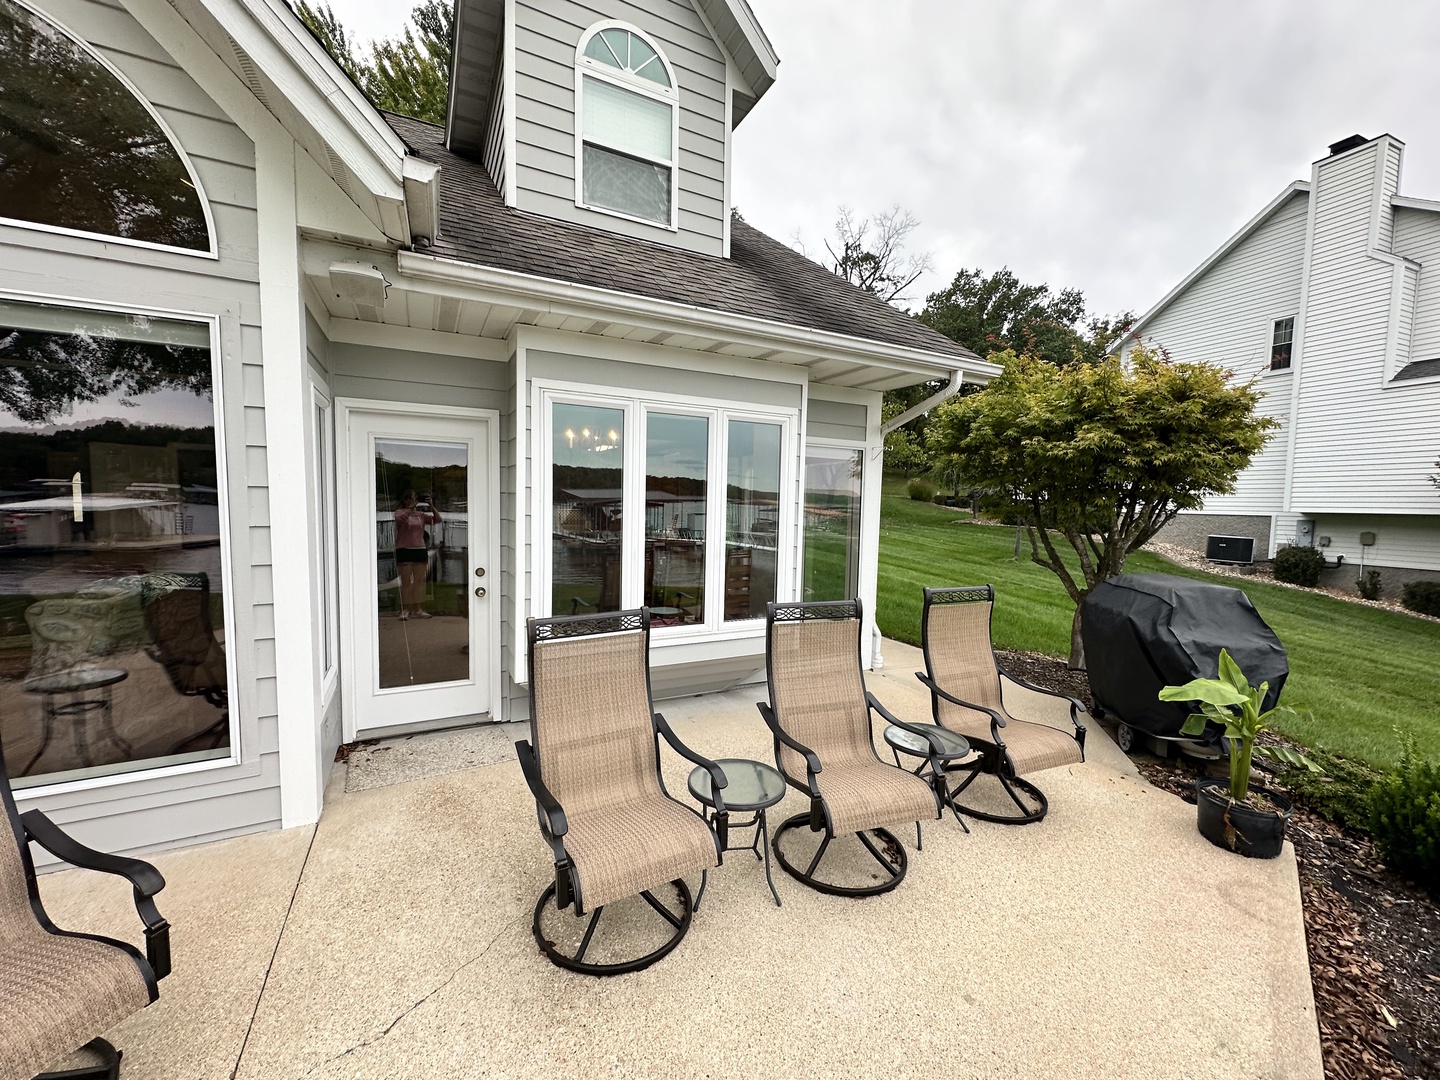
[475,567,485,577]
[474,586,487,598]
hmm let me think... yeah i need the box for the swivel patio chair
[143,573,230,755]
[517,608,727,975]
[0,734,171,1080]
[917,586,1087,824]
[759,600,944,897]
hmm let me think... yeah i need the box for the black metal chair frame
[916,585,1087,825]
[516,608,728,976]
[1,737,170,1079]
[758,599,946,898]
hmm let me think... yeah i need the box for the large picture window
[0,0,211,252]
[576,23,677,226]
[543,390,794,633]
[0,299,229,788]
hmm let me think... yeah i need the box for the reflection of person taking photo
[394,490,441,620]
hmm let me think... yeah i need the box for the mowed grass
[876,476,1440,770]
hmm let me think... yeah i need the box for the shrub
[1273,545,1326,587]
[1402,580,1440,617]
[931,492,948,505]
[1369,740,1440,894]
[1356,568,1383,600]
[906,477,937,502]
[1279,749,1381,834]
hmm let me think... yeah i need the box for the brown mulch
[1009,653,1440,1080]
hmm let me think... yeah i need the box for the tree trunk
[1068,604,1086,670]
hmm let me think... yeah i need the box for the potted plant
[1158,649,1318,858]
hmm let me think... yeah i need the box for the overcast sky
[331,0,1440,320]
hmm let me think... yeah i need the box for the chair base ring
[532,879,692,976]
[36,1037,122,1080]
[947,770,1050,825]
[771,813,908,897]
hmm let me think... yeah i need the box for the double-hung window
[1270,316,1295,370]
[575,23,677,227]
[543,389,795,634]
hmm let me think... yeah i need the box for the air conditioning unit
[1206,535,1255,565]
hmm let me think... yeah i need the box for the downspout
[879,368,965,436]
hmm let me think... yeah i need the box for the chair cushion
[0,929,150,1080]
[815,759,939,837]
[563,795,718,912]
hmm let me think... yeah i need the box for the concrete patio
[37,640,1324,1079]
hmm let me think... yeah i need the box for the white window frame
[800,437,867,604]
[0,0,218,259]
[573,20,680,232]
[536,381,798,643]
[0,288,241,797]
[1268,314,1296,373]
[310,384,339,702]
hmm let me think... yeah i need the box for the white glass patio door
[340,405,494,737]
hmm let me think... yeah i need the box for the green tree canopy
[920,267,1132,367]
[298,0,453,125]
[928,345,1274,667]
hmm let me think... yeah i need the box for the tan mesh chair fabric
[531,628,716,911]
[770,617,937,835]
[0,819,150,1080]
[925,600,1082,776]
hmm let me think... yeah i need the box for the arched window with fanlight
[575,22,678,228]
[0,0,212,253]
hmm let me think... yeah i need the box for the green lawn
[876,476,1440,770]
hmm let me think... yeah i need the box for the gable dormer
[447,0,777,258]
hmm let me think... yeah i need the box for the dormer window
[575,23,677,228]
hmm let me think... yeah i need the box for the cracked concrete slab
[33,639,1323,1079]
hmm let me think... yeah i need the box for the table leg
[21,696,56,777]
[97,686,133,758]
[759,809,781,907]
[69,696,96,768]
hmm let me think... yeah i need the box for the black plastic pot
[1196,779,1292,859]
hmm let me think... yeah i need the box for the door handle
[474,587,487,598]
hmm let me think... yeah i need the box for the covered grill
[1080,573,1288,741]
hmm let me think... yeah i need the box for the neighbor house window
[802,445,863,603]
[575,23,676,226]
[0,0,211,252]
[0,299,231,789]
[544,390,794,632]
[1270,316,1294,370]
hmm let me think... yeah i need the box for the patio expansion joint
[292,915,523,1079]
[227,825,319,1080]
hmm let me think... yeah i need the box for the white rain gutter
[879,369,965,436]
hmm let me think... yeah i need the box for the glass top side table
[688,757,786,906]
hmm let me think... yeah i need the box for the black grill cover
[1080,573,1288,740]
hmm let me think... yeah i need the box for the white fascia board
[402,157,442,246]
[201,0,406,199]
[1392,195,1440,213]
[1110,181,1311,356]
[395,249,993,383]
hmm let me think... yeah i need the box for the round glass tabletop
[24,668,129,694]
[884,723,970,759]
[688,757,787,811]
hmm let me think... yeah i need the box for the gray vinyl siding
[511,0,728,257]
[483,69,508,196]
[1288,140,1440,515]
[1120,190,1308,519]
[327,341,510,407]
[10,0,279,863]
[806,398,869,443]
[1393,208,1440,363]
[1307,515,1440,573]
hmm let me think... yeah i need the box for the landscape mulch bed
[1008,653,1440,1080]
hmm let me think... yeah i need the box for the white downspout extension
[871,367,966,672]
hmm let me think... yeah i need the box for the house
[0,0,992,859]
[1111,134,1440,588]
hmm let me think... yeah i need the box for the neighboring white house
[1111,134,1440,587]
[0,0,993,860]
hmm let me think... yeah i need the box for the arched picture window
[0,0,211,252]
[576,23,677,227]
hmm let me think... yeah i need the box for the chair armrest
[21,809,171,980]
[515,740,568,838]
[756,702,822,778]
[995,665,1089,737]
[865,692,950,757]
[915,672,1008,733]
[653,712,727,818]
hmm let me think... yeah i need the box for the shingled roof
[384,113,977,364]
